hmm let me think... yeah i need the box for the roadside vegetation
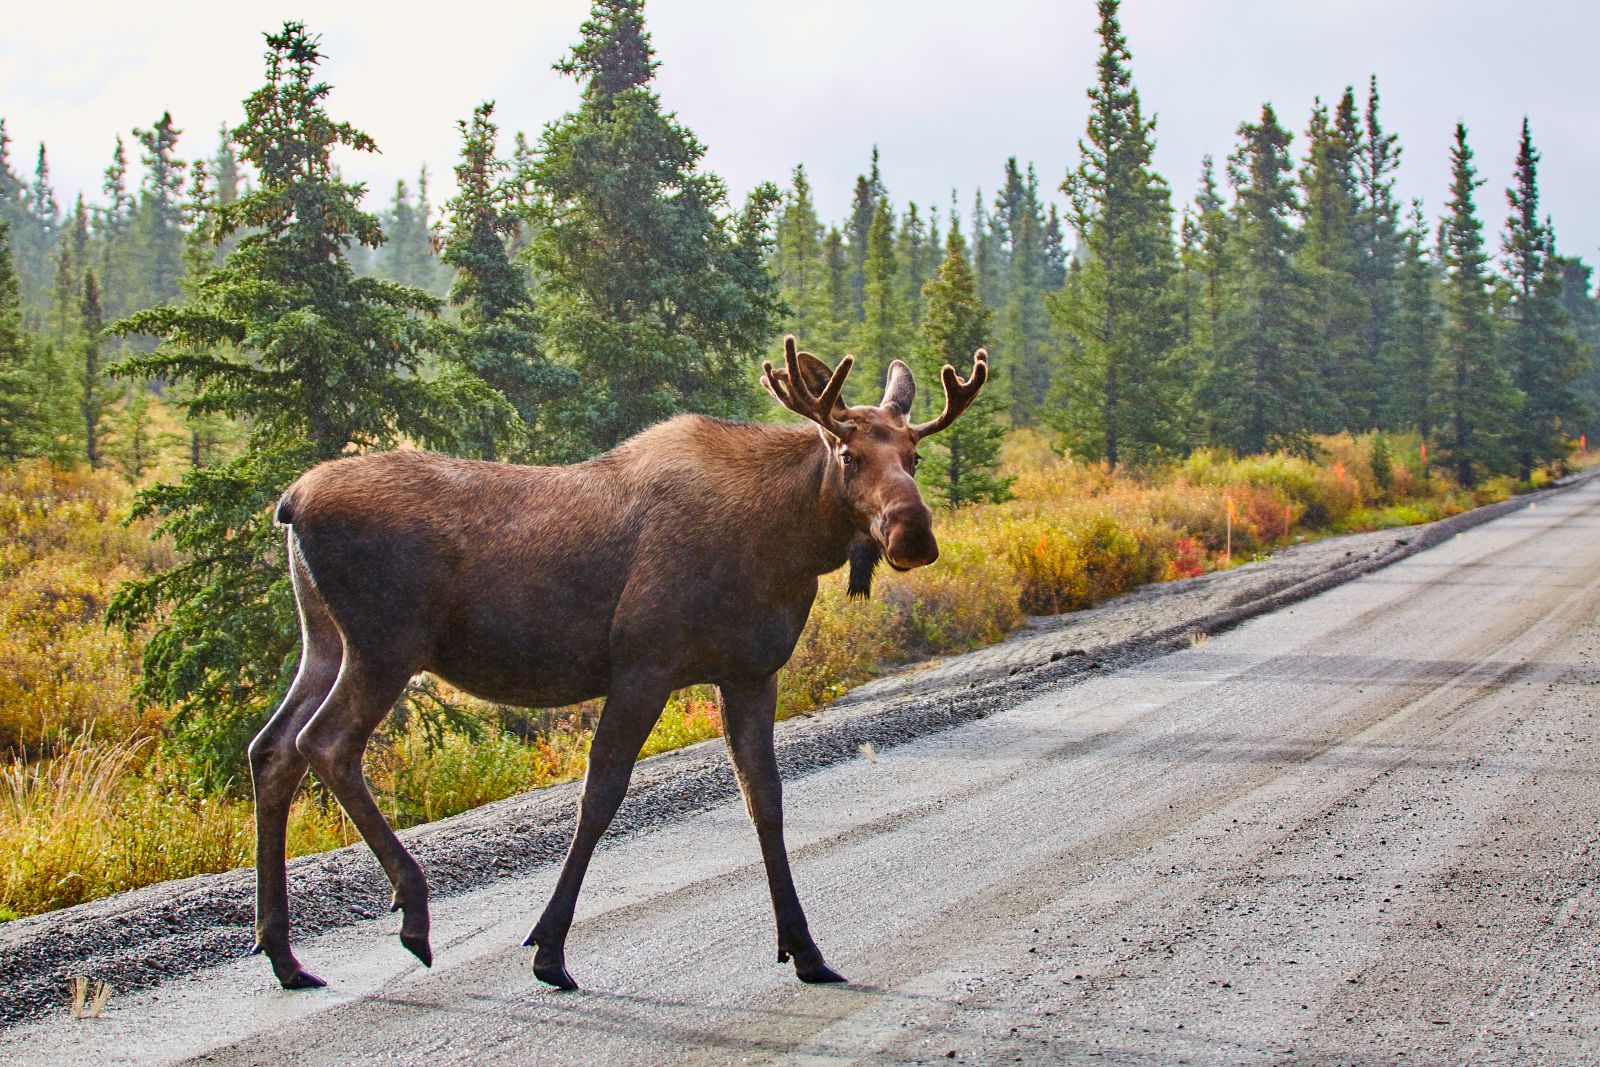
[1,436,1576,921]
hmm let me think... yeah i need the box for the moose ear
[880,360,915,416]
[794,350,852,421]
[792,350,836,396]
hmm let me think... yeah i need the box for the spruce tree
[1205,104,1319,455]
[1500,119,1587,476]
[970,190,1001,309]
[915,228,1010,506]
[821,225,851,358]
[1297,94,1367,429]
[1382,201,1441,439]
[108,23,470,779]
[774,165,829,345]
[526,0,781,453]
[845,147,884,321]
[1553,256,1600,440]
[0,220,36,460]
[440,101,571,460]
[850,201,909,397]
[1435,123,1515,485]
[97,135,136,322]
[210,126,244,263]
[998,162,1051,424]
[79,269,115,467]
[1053,0,1182,465]
[131,113,186,307]
[896,201,931,329]
[1042,203,1068,291]
[1355,76,1403,426]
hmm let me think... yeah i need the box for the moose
[250,337,988,991]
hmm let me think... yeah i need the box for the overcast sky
[3,0,1596,266]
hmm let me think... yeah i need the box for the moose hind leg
[720,674,844,984]
[249,549,341,990]
[295,656,432,967]
[525,677,670,991]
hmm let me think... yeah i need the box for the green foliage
[850,202,909,396]
[915,229,1011,506]
[1204,104,1320,456]
[107,23,473,784]
[131,113,186,309]
[440,101,573,461]
[774,165,831,348]
[1053,0,1182,465]
[526,0,781,454]
[1381,201,1442,437]
[1297,92,1369,430]
[1353,77,1404,428]
[1500,120,1587,476]
[994,161,1052,424]
[1436,123,1516,485]
[0,221,37,460]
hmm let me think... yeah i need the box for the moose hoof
[532,947,579,991]
[400,932,433,968]
[797,961,847,984]
[282,968,328,990]
[784,943,846,984]
[534,961,579,991]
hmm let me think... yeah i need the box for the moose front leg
[720,674,845,984]
[525,678,669,990]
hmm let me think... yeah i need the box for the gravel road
[3,476,1598,1064]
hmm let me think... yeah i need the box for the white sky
[3,0,1597,265]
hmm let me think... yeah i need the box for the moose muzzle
[876,501,939,570]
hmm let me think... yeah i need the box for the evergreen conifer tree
[1053,0,1182,464]
[896,201,931,329]
[1553,256,1600,440]
[78,268,115,467]
[1500,119,1587,476]
[845,147,884,321]
[851,201,909,397]
[1297,95,1368,429]
[96,135,136,322]
[108,23,471,778]
[774,164,829,344]
[915,228,1010,506]
[1354,77,1403,425]
[1381,201,1441,439]
[441,101,571,460]
[132,113,186,307]
[0,219,37,460]
[821,225,850,359]
[996,162,1051,423]
[1435,123,1516,485]
[1204,104,1319,455]
[526,0,781,453]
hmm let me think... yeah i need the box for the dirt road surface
[5,478,1599,1064]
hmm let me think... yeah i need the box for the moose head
[761,336,988,584]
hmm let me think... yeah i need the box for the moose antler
[762,336,856,438]
[911,349,988,440]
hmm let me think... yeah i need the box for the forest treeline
[0,0,1594,779]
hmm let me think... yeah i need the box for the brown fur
[245,341,986,992]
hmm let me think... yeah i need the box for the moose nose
[880,502,939,570]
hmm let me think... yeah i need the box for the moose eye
[912,452,921,470]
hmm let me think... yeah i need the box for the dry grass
[0,432,1549,920]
